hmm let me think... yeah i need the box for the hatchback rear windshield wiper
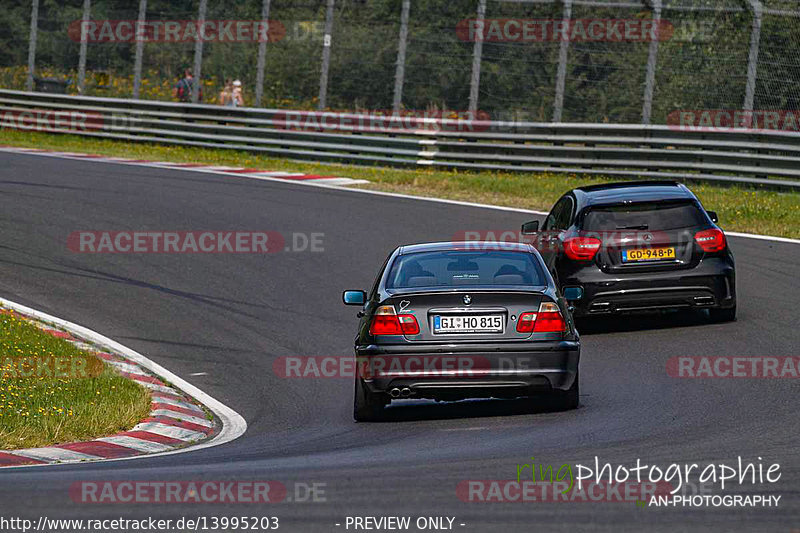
[616,224,649,230]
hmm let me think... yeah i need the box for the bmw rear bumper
[354,340,579,400]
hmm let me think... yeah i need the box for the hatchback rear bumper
[565,257,735,317]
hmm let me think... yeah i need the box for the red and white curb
[0,297,247,468]
[0,145,369,187]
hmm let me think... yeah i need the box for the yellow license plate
[622,247,676,262]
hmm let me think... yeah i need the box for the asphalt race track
[0,152,797,532]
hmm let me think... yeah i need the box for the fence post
[132,0,147,99]
[192,0,208,103]
[392,0,411,113]
[318,0,335,110]
[77,0,91,94]
[552,0,573,122]
[25,0,39,92]
[641,0,662,124]
[743,0,763,113]
[468,0,486,115]
[255,0,272,107]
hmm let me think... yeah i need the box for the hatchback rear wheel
[709,305,736,323]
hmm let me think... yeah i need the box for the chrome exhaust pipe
[401,387,411,398]
[390,388,401,398]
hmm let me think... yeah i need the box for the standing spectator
[173,69,202,103]
[231,79,244,107]
[219,78,233,106]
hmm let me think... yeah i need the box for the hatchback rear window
[581,201,707,231]
[385,250,545,289]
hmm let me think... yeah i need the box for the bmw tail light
[369,305,420,335]
[516,312,537,333]
[533,301,567,333]
[516,302,567,334]
[564,237,602,261]
[397,314,420,335]
[694,228,726,252]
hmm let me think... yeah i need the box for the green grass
[0,310,151,450]
[1,129,798,238]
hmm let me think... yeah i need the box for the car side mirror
[707,211,719,223]
[521,220,540,234]
[342,290,366,305]
[563,286,583,301]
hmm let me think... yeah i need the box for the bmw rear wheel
[550,370,579,411]
[353,377,386,422]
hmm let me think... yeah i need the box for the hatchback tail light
[369,305,420,335]
[694,228,726,252]
[516,302,567,334]
[564,237,602,261]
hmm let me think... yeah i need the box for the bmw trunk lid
[382,289,545,342]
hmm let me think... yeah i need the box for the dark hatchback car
[521,181,736,321]
[343,242,580,421]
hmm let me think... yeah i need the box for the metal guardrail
[1,89,799,191]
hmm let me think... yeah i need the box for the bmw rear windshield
[580,201,708,231]
[385,250,545,289]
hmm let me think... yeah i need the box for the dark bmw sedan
[343,242,580,421]
[521,181,736,322]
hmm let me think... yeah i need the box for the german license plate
[622,247,676,262]
[434,314,503,333]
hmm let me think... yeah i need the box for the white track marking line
[309,177,370,186]
[243,171,306,177]
[726,231,800,245]
[150,410,214,428]
[197,165,243,171]
[11,448,101,463]
[0,297,247,468]
[96,436,173,453]
[132,422,206,442]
